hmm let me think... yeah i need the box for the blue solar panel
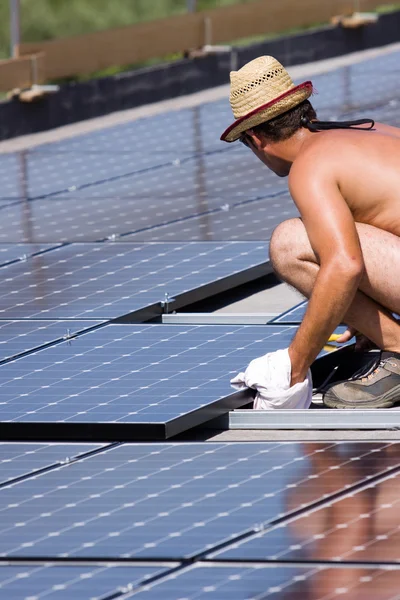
[0,187,289,244]
[269,301,307,324]
[0,320,104,363]
[0,242,269,321]
[27,101,227,155]
[0,150,287,243]
[0,442,105,486]
[212,472,400,564]
[309,50,400,117]
[0,324,296,439]
[54,148,285,203]
[124,192,297,242]
[0,442,397,559]
[0,242,62,267]
[1,133,281,207]
[0,563,173,600]
[0,104,231,201]
[0,154,22,200]
[126,563,400,599]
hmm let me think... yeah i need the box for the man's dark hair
[252,100,317,142]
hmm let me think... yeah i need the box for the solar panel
[24,149,182,199]
[0,154,22,200]
[124,192,297,242]
[0,242,269,321]
[309,50,400,117]
[1,142,284,209]
[57,147,285,203]
[0,442,105,487]
[125,563,400,599]
[0,320,104,364]
[0,149,288,243]
[0,324,296,440]
[269,301,307,324]
[28,101,227,156]
[0,563,174,600]
[0,442,397,559]
[214,469,400,564]
[0,188,289,244]
[1,105,235,201]
[0,242,62,267]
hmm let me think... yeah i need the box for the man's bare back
[291,123,400,237]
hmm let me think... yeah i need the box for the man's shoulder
[289,134,337,190]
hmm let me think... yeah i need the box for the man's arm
[287,157,364,385]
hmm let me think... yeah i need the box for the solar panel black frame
[0,324,298,441]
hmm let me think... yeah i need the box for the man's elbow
[330,254,365,282]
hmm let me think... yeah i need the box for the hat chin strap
[301,116,375,132]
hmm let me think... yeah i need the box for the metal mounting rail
[210,408,400,430]
[162,313,278,325]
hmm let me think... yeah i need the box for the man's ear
[247,128,267,151]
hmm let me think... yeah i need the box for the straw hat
[220,56,313,143]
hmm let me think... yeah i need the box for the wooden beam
[0,53,45,92]
[17,0,393,81]
[18,12,204,80]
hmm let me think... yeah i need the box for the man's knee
[269,218,305,276]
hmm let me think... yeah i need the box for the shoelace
[349,354,384,382]
[314,354,381,394]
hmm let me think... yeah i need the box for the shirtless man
[221,55,400,408]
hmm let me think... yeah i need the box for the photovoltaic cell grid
[0,442,104,487]
[0,442,397,560]
[126,563,400,599]
[0,324,296,439]
[213,469,400,564]
[0,151,288,243]
[0,242,269,321]
[0,320,104,364]
[308,50,400,117]
[0,564,174,600]
[124,192,296,243]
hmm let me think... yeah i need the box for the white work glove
[231,348,312,410]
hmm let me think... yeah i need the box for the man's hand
[335,326,376,351]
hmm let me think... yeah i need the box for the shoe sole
[323,385,400,409]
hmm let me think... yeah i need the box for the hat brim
[220,81,313,143]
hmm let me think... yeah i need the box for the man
[221,55,400,409]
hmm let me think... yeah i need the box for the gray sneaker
[323,351,400,409]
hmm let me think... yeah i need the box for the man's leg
[269,219,400,408]
[270,218,400,349]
